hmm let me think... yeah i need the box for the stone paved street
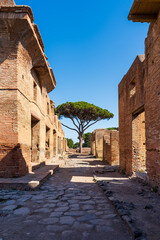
[0,154,132,240]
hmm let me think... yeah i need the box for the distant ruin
[91,129,119,165]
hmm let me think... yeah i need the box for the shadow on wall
[0,144,29,178]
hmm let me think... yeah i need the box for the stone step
[0,165,59,190]
[31,161,45,171]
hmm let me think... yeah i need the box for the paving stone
[102,214,117,219]
[96,225,114,232]
[89,219,107,225]
[34,208,50,213]
[4,200,16,205]
[64,211,85,216]
[34,200,44,204]
[62,230,74,237]
[70,204,80,208]
[87,210,96,213]
[74,196,91,201]
[50,211,63,217]
[82,232,90,238]
[40,217,59,224]
[46,225,66,232]
[14,207,30,216]
[1,196,11,200]
[55,207,69,212]
[61,197,69,201]
[81,200,95,205]
[64,193,76,198]
[24,220,34,223]
[57,202,68,207]
[2,205,17,211]
[68,200,78,204]
[60,216,75,225]
[82,205,94,210]
[77,213,96,222]
[95,211,104,216]
[43,204,56,208]
[32,196,44,200]
[47,195,58,200]
[47,200,59,203]
[78,223,94,231]
[70,207,80,211]
[19,196,32,201]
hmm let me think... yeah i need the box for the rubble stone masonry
[0,1,66,177]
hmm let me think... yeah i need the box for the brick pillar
[0,0,15,6]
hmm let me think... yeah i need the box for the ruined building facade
[119,0,160,185]
[119,55,146,174]
[0,0,66,177]
[91,129,119,166]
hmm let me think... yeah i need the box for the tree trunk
[79,135,83,153]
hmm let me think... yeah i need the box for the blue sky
[16,0,149,142]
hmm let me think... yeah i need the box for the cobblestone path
[0,154,132,240]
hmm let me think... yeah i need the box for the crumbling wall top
[0,1,56,92]
[0,0,15,6]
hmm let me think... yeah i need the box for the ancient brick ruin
[91,129,119,165]
[91,129,109,158]
[0,0,66,177]
[119,0,160,185]
[119,55,146,174]
[103,130,119,166]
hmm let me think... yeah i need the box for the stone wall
[0,2,65,177]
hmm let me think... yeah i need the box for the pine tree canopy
[55,101,114,123]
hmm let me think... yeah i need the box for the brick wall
[119,6,160,186]
[95,129,109,158]
[118,55,146,175]
[103,131,119,165]
[0,3,65,177]
[145,11,160,185]
[103,133,111,163]
[91,129,119,164]
[91,131,96,156]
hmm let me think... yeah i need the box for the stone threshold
[0,165,59,190]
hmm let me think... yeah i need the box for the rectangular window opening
[33,81,37,101]
[130,78,136,98]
